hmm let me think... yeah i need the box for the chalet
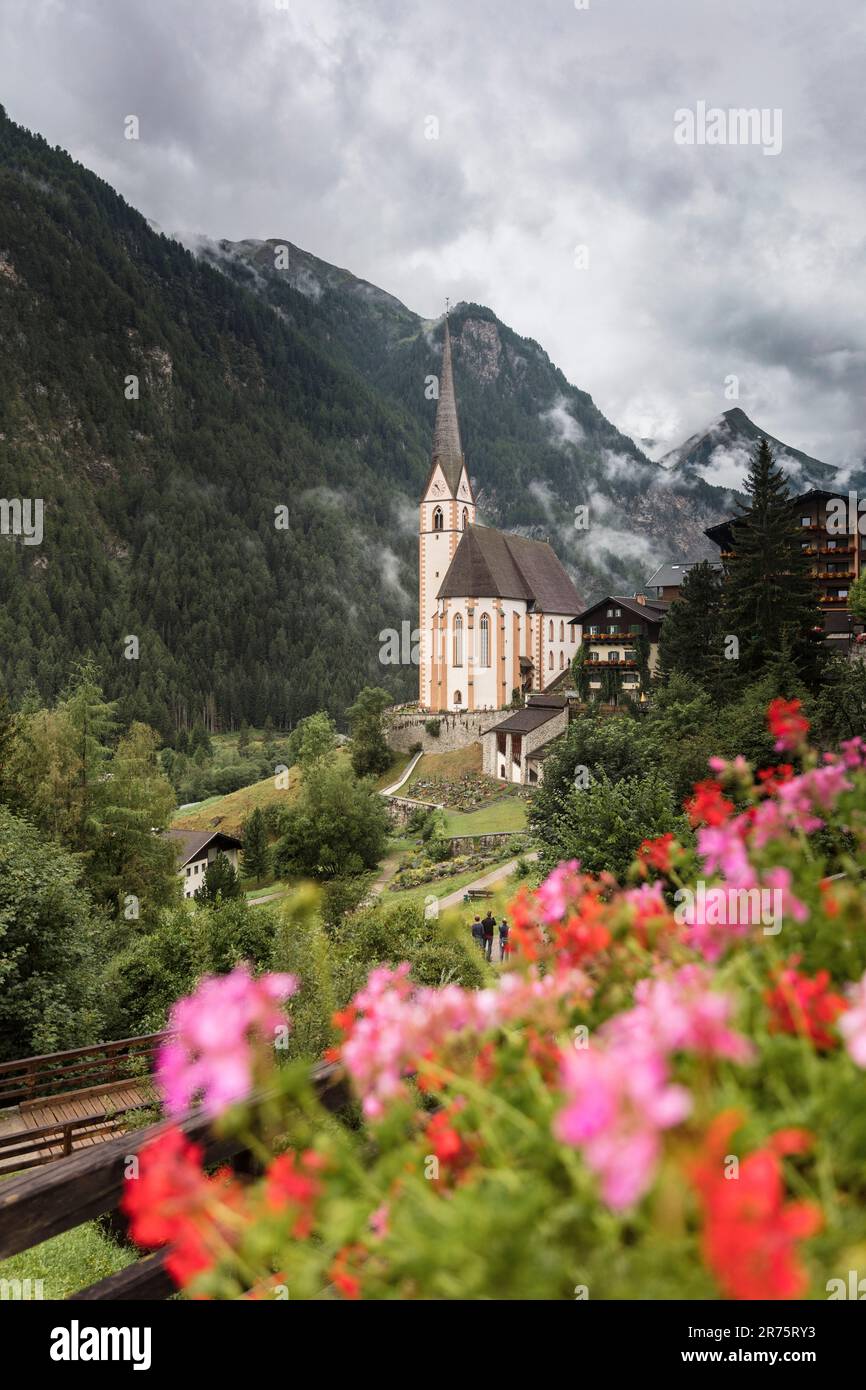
[572,593,668,703]
[481,693,570,785]
[705,488,862,651]
[163,828,243,899]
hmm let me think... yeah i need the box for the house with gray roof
[163,828,243,899]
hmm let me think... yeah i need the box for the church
[419,319,583,713]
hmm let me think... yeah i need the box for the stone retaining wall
[385,709,497,754]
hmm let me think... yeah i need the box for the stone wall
[448,831,520,853]
[385,708,497,754]
[385,794,441,827]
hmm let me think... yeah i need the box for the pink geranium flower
[157,965,298,1116]
[556,1042,691,1209]
[839,971,866,1068]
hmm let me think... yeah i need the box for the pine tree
[658,561,724,690]
[241,806,272,884]
[722,439,824,685]
[195,852,241,903]
[345,687,392,778]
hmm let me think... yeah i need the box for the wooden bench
[464,888,493,902]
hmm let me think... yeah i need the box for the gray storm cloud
[1,0,864,467]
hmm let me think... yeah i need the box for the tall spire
[430,314,465,496]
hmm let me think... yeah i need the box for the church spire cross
[431,314,464,495]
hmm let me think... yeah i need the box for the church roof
[437,523,583,614]
[428,318,466,497]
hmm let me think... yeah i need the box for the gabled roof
[438,524,583,614]
[482,704,564,736]
[575,594,669,625]
[163,828,242,867]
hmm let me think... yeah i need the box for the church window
[560,650,565,668]
[559,620,564,640]
[454,690,462,706]
[461,507,469,529]
[453,614,463,666]
[433,507,444,531]
[548,651,553,670]
[479,614,491,666]
[548,620,554,641]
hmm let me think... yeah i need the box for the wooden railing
[0,1060,350,1300]
[0,1033,167,1108]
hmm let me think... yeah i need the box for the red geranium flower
[122,1128,247,1290]
[686,779,735,827]
[764,959,848,1050]
[767,698,810,752]
[265,1149,326,1236]
[637,832,676,875]
[690,1111,822,1300]
[424,1102,478,1184]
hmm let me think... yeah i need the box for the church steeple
[430,316,465,497]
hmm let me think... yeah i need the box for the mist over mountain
[660,407,858,494]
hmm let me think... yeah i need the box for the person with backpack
[481,908,496,962]
[471,915,484,953]
[498,917,510,961]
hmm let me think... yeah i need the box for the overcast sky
[2,0,865,467]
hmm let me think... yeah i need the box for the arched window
[549,619,554,641]
[461,507,469,529]
[560,650,565,669]
[559,620,565,641]
[548,650,554,670]
[453,614,463,667]
[454,690,462,706]
[432,507,444,531]
[479,613,490,667]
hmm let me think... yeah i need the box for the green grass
[404,743,483,790]
[443,799,528,836]
[383,855,518,908]
[0,1221,135,1300]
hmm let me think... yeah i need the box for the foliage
[0,807,104,1060]
[101,898,279,1037]
[722,439,824,687]
[346,687,393,778]
[657,560,725,690]
[195,853,242,904]
[241,806,272,883]
[274,761,389,880]
[542,769,686,877]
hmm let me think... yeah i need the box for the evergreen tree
[722,439,823,685]
[658,561,725,690]
[241,806,272,883]
[195,852,242,904]
[346,687,393,778]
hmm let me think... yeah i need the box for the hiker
[498,917,509,961]
[471,916,484,953]
[481,909,496,962]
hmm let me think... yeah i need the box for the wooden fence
[0,1033,167,1108]
[0,1060,349,1300]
